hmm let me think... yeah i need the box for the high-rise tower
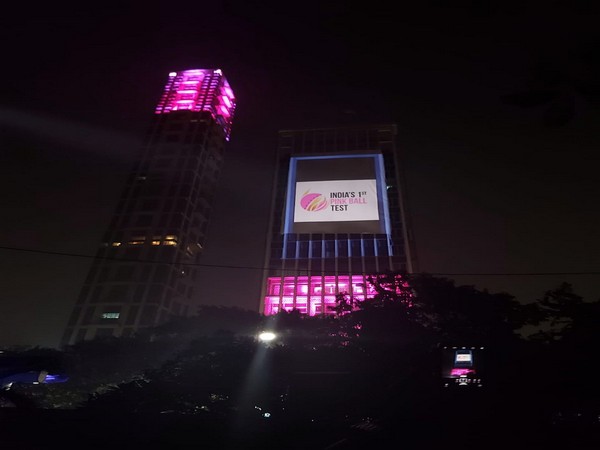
[62,69,236,345]
[260,124,416,316]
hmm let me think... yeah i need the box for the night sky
[1,2,599,347]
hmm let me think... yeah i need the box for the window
[135,215,153,227]
[298,241,309,258]
[140,305,158,326]
[311,241,322,258]
[270,283,281,295]
[337,240,348,257]
[67,308,81,326]
[376,238,389,257]
[82,307,95,325]
[350,240,361,256]
[115,265,135,282]
[95,328,115,339]
[134,285,146,302]
[324,241,335,258]
[126,306,139,325]
[105,285,130,303]
[363,239,375,256]
[75,329,88,342]
[101,312,120,319]
[140,199,160,210]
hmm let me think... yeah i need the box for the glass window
[283,284,295,295]
[115,265,135,282]
[298,241,309,258]
[105,285,130,303]
[75,329,88,342]
[134,285,146,303]
[140,199,160,210]
[82,307,95,325]
[67,308,81,326]
[350,240,361,256]
[337,240,348,257]
[376,238,389,257]
[324,241,335,258]
[101,312,120,319]
[363,238,375,256]
[310,241,322,258]
[270,283,281,295]
[284,241,296,258]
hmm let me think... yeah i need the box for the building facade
[260,124,416,316]
[61,69,236,345]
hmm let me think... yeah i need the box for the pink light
[451,368,475,377]
[155,68,236,140]
[263,274,412,317]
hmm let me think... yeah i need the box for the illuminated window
[163,235,178,246]
[270,283,281,295]
[128,236,146,245]
[298,284,309,294]
[283,284,295,295]
[101,312,120,319]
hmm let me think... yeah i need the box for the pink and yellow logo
[299,191,328,211]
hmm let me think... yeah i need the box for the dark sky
[1,1,599,348]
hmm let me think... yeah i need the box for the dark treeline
[1,273,599,449]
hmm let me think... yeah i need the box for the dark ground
[1,388,598,450]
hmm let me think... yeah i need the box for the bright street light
[258,331,277,342]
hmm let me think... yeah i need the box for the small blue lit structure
[1,370,68,389]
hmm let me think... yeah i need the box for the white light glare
[258,331,277,342]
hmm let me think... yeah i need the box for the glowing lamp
[258,331,277,342]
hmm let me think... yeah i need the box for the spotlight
[258,331,277,342]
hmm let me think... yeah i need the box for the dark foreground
[1,390,598,450]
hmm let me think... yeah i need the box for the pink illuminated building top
[155,69,236,140]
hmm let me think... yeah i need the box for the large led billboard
[284,154,391,234]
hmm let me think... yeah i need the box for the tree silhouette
[502,39,600,127]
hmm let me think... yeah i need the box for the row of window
[79,271,193,304]
[282,238,391,258]
[278,129,395,153]
[108,234,178,247]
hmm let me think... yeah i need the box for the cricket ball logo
[299,190,328,211]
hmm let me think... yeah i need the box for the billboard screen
[441,346,485,388]
[284,154,390,234]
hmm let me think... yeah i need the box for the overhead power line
[1,245,598,277]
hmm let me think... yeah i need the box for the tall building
[61,69,236,345]
[260,124,416,316]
